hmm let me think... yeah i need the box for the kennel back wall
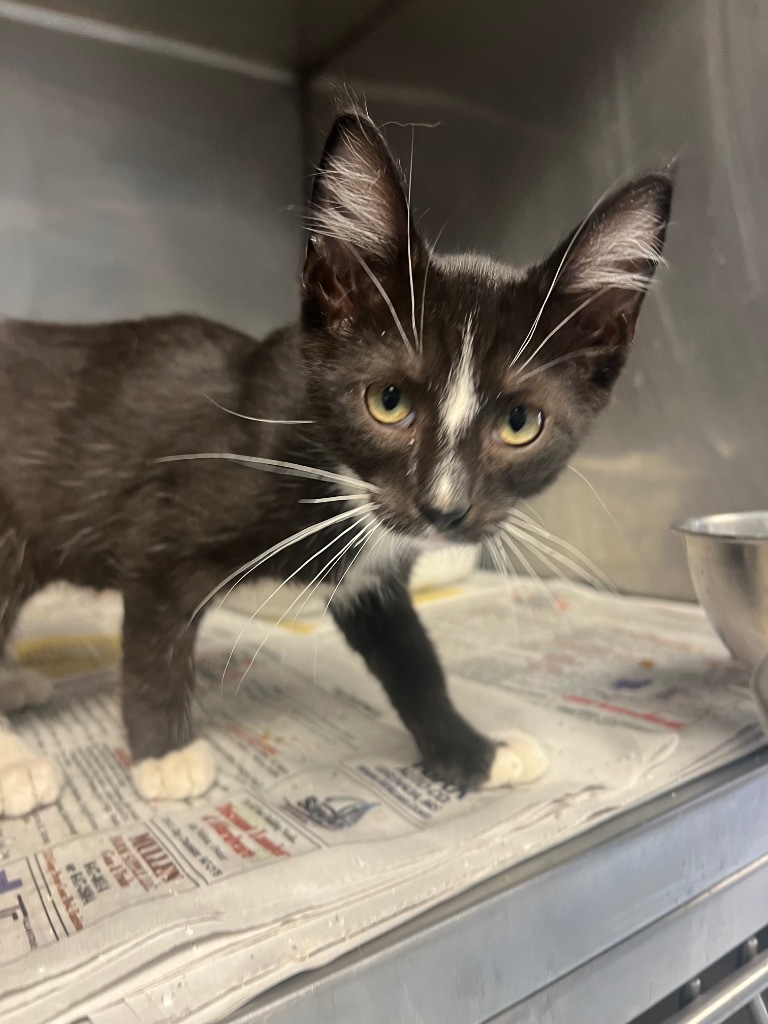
[0,4,302,335]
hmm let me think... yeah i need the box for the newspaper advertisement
[0,574,763,1024]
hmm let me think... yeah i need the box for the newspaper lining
[0,574,763,1024]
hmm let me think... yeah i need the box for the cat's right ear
[302,112,422,332]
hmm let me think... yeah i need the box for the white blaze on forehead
[439,314,479,443]
[430,314,479,508]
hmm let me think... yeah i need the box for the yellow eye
[365,384,413,426]
[497,406,543,446]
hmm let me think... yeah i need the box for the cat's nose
[418,503,471,531]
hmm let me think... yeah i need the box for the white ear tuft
[560,174,673,297]
[303,112,424,330]
[310,113,408,264]
[565,209,666,294]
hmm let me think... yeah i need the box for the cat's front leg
[331,578,548,792]
[121,585,215,802]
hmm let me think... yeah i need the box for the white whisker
[419,221,448,349]
[509,506,612,575]
[519,500,544,525]
[299,493,369,504]
[504,525,571,588]
[514,289,609,374]
[156,452,378,492]
[406,126,419,350]
[511,185,616,367]
[485,535,519,634]
[218,503,375,617]
[203,394,313,425]
[497,528,559,611]
[567,465,618,525]
[317,520,381,626]
[379,120,441,129]
[309,520,385,688]
[515,346,606,382]
[188,503,374,626]
[355,522,390,577]
[340,241,414,355]
[221,513,373,691]
[504,520,605,593]
[233,518,374,693]
[292,519,378,623]
[504,513,616,592]
[312,525,386,687]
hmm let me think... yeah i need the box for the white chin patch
[409,545,478,592]
[484,731,549,788]
[132,739,216,801]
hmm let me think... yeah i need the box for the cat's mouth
[373,504,489,548]
[363,480,514,548]
[417,529,457,550]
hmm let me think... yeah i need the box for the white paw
[485,731,549,788]
[132,739,216,801]
[0,751,63,817]
[0,665,53,713]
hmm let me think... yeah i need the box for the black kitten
[0,111,672,809]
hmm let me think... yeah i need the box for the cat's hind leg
[122,582,215,802]
[0,719,63,816]
[0,523,51,712]
[0,521,62,815]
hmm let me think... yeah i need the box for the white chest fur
[221,542,478,620]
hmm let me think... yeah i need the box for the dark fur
[0,112,673,790]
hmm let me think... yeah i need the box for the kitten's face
[301,113,672,546]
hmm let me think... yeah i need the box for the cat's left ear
[537,170,674,379]
[302,111,423,332]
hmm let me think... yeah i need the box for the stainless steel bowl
[673,511,768,729]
